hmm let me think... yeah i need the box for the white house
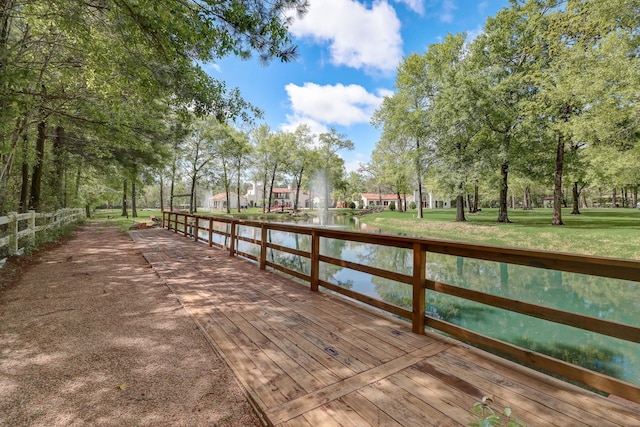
[359,193,413,210]
[413,189,451,209]
[246,182,310,209]
[208,192,247,211]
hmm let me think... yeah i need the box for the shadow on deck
[129,228,640,426]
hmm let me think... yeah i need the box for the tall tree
[373,54,433,219]
[314,128,354,213]
[286,124,315,213]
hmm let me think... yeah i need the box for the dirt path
[0,222,261,427]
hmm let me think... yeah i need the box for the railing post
[8,212,18,255]
[412,242,426,334]
[194,217,199,242]
[183,214,188,237]
[310,230,320,292]
[28,210,36,247]
[208,218,213,247]
[229,220,236,257]
[260,225,267,270]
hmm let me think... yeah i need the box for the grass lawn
[358,208,640,260]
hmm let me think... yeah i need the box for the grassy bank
[358,208,640,260]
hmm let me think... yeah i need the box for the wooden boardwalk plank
[338,393,403,427]
[445,345,640,426]
[358,378,463,427]
[265,341,452,425]
[130,229,640,427]
[425,350,600,426]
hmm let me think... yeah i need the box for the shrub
[349,202,356,209]
[389,201,396,211]
[409,201,416,210]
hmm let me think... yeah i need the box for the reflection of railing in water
[162,211,640,404]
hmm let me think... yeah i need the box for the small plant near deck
[469,395,526,427]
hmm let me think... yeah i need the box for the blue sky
[203,0,510,172]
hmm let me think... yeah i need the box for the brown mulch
[0,222,261,427]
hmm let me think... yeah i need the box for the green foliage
[389,201,396,211]
[469,396,526,427]
[375,0,639,226]
[0,0,306,213]
[349,202,356,209]
[409,201,417,210]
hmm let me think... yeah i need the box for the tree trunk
[121,178,128,218]
[28,120,46,211]
[19,133,29,213]
[74,166,81,205]
[52,125,65,209]
[131,180,137,218]
[261,172,269,213]
[455,194,466,222]
[632,185,638,209]
[268,165,277,211]
[294,168,303,213]
[570,182,580,215]
[396,192,403,212]
[236,166,242,213]
[611,187,617,208]
[552,136,564,225]
[414,138,424,219]
[159,173,164,212]
[473,183,479,213]
[497,162,511,223]
[193,186,197,213]
[169,161,176,212]
[189,174,196,214]
[523,186,532,210]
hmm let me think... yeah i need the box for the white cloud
[280,115,328,138]
[394,0,425,14]
[284,82,386,127]
[477,1,489,14]
[439,0,457,23]
[289,0,402,74]
[344,159,365,173]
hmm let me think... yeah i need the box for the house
[246,182,310,209]
[412,189,451,209]
[359,193,412,210]
[208,192,247,211]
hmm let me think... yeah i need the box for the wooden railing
[162,211,640,403]
[0,208,85,262]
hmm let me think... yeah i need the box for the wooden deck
[129,228,640,426]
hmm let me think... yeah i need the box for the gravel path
[0,222,261,427]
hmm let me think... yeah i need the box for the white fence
[0,208,85,264]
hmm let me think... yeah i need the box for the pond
[207,214,640,388]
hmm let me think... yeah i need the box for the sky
[203,0,510,173]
